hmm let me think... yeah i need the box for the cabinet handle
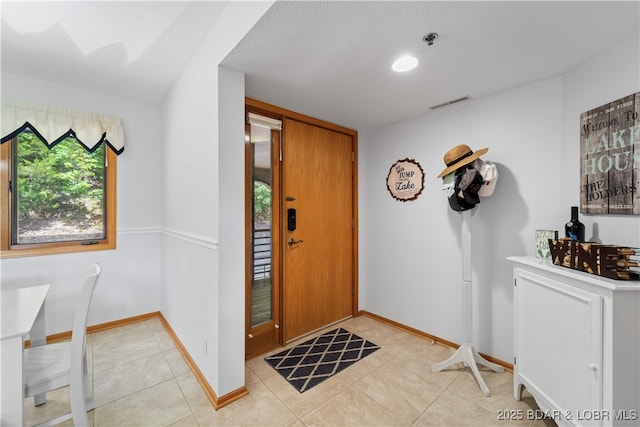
[588,363,598,371]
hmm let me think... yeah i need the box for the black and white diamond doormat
[264,327,380,393]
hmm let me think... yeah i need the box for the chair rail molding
[117,227,163,235]
[162,228,219,251]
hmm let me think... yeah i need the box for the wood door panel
[283,118,353,341]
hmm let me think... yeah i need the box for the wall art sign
[580,92,639,215]
[535,229,558,259]
[386,158,424,202]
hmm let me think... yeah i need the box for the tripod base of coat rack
[431,342,504,397]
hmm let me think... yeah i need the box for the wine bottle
[565,206,585,241]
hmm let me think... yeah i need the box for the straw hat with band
[437,144,489,178]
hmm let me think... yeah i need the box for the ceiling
[2,1,639,131]
[1,1,228,103]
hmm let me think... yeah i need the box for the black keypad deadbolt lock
[287,208,296,231]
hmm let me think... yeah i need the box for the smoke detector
[423,32,438,46]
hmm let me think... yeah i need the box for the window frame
[0,137,117,258]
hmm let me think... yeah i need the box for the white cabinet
[508,257,640,427]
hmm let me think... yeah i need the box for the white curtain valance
[1,97,124,154]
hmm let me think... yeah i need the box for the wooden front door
[282,118,355,341]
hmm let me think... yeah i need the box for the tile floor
[24,315,556,426]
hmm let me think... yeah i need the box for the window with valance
[1,97,124,258]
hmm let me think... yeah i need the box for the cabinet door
[515,269,603,420]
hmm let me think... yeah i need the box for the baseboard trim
[358,310,513,373]
[27,311,245,410]
[156,313,249,409]
[26,312,162,345]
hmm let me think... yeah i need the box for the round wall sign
[386,158,425,202]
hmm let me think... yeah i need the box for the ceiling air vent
[430,96,471,110]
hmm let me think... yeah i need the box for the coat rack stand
[431,209,503,397]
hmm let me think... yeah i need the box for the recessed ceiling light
[392,56,418,72]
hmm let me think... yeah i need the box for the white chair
[24,262,102,426]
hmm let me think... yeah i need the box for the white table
[1,284,50,426]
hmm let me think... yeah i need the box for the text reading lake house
[580,92,639,215]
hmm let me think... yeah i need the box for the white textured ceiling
[1,1,228,104]
[2,1,639,131]
[223,1,640,130]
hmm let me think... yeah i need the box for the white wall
[359,29,639,363]
[0,72,164,334]
[360,76,564,362]
[217,66,247,395]
[160,1,273,397]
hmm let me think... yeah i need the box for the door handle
[287,238,304,246]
